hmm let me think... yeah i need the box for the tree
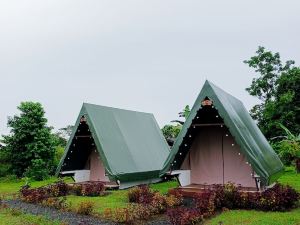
[162,105,190,146]
[272,124,300,172]
[244,46,300,139]
[2,102,55,180]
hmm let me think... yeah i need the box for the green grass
[205,208,300,225]
[278,167,300,192]
[0,207,61,225]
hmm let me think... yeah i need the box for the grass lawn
[0,207,61,225]
[205,208,300,225]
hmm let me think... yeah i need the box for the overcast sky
[0,0,299,135]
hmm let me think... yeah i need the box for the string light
[73,144,76,147]
[238,153,241,155]
[216,115,219,118]
[226,134,229,137]
[184,144,187,147]
[221,125,223,128]
[189,135,192,138]
[193,126,196,129]
[246,162,249,164]
[232,143,235,146]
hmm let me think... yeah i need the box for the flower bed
[166,183,300,225]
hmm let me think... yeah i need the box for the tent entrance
[60,116,111,183]
[181,125,256,187]
[175,98,256,188]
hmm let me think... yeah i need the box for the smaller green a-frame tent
[161,81,283,189]
[56,103,170,189]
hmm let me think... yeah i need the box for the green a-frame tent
[161,81,283,189]
[56,103,170,189]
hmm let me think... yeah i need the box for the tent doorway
[181,125,256,187]
[86,149,110,182]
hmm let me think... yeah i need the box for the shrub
[73,182,105,197]
[166,207,203,225]
[77,201,95,215]
[20,186,49,203]
[104,204,152,224]
[259,184,299,211]
[128,185,155,204]
[273,140,300,166]
[49,180,69,197]
[42,197,68,210]
[24,159,50,181]
[20,180,69,204]
[193,191,216,217]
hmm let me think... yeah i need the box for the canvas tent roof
[160,80,284,186]
[57,103,170,182]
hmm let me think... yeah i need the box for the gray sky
[1,0,300,135]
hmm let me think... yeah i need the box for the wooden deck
[169,184,259,198]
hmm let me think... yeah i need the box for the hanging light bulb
[179,152,182,155]
[189,135,192,138]
[216,115,219,118]
[232,143,235,146]
[226,134,229,137]
[184,144,187,147]
[238,153,241,155]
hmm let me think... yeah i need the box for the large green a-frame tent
[161,81,283,189]
[56,103,170,189]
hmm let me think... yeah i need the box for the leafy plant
[166,207,203,225]
[76,201,95,215]
[73,182,105,197]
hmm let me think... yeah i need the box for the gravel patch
[3,200,171,225]
[3,200,116,225]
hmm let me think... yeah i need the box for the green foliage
[2,102,55,180]
[179,105,191,119]
[162,124,182,140]
[24,159,50,181]
[272,124,300,167]
[244,46,300,139]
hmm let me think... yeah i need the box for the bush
[259,184,299,211]
[20,186,49,203]
[24,159,49,181]
[20,180,69,204]
[73,182,105,197]
[193,191,216,217]
[49,180,69,197]
[166,207,203,225]
[42,197,68,210]
[128,185,155,204]
[273,140,300,166]
[77,201,95,215]
[104,204,152,224]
